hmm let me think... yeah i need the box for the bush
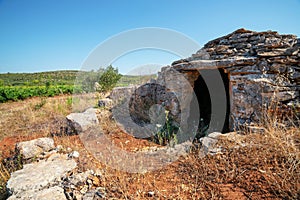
[98,65,122,92]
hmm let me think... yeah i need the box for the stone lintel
[172,57,257,71]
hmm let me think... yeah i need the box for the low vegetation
[0,85,79,103]
[0,67,155,103]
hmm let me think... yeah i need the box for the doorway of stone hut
[189,68,230,139]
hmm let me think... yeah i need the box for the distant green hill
[0,70,157,87]
[0,70,79,86]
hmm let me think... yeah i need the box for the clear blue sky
[0,0,299,74]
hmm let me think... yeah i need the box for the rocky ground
[0,96,299,199]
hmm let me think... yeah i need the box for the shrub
[98,65,122,92]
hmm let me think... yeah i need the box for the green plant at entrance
[153,111,179,146]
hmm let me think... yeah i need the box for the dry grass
[0,95,299,199]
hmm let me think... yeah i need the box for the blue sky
[0,0,299,74]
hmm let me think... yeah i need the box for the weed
[66,97,73,107]
[152,111,179,146]
[33,97,47,110]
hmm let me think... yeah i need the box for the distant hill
[0,70,157,87]
[0,70,79,86]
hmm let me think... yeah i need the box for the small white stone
[148,191,155,197]
[68,151,80,158]
[66,147,72,152]
[55,145,63,151]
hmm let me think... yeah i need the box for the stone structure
[126,29,299,133]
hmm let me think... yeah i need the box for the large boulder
[109,86,136,102]
[66,108,99,133]
[16,137,55,159]
[129,83,180,125]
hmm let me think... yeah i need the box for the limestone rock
[199,132,223,156]
[109,86,136,102]
[66,108,99,133]
[94,81,101,91]
[65,170,92,187]
[8,186,67,200]
[129,83,180,125]
[98,98,113,108]
[7,153,77,199]
[16,137,55,159]
[68,150,80,158]
[83,188,106,200]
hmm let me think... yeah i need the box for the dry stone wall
[158,28,299,130]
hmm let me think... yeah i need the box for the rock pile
[6,138,105,200]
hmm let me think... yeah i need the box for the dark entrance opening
[189,69,230,139]
[189,72,211,139]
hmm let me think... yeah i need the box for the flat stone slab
[7,153,77,199]
[8,186,67,200]
[173,57,257,70]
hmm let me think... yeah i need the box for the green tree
[98,65,122,92]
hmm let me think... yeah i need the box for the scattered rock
[55,145,64,152]
[66,108,99,133]
[80,184,89,194]
[98,98,113,108]
[147,191,155,197]
[16,137,55,159]
[72,190,83,200]
[109,86,136,102]
[68,150,80,158]
[94,82,101,91]
[66,170,92,187]
[82,188,106,200]
[198,132,247,157]
[7,153,77,199]
[7,186,67,200]
[199,132,223,156]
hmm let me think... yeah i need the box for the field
[0,70,156,103]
